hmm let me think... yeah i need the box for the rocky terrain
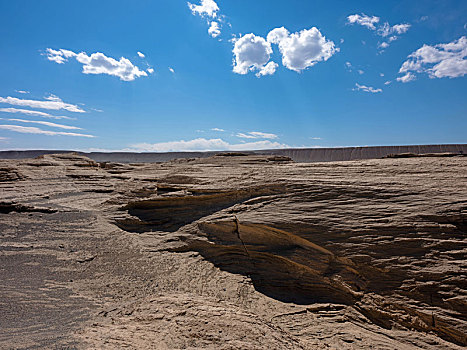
[0,152,466,349]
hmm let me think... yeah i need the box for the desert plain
[0,152,466,349]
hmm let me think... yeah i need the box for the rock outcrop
[0,153,466,349]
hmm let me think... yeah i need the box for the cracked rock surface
[0,152,466,349]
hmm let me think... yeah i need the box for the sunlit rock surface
[0,152,466,349]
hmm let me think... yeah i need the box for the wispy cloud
[0,118,81,130]
[0,107,75,120]
[353,83,382,93]
[0,95,84,113]
[211,127,225,132]
[45,48,148,81]
[0,125,94,137]
[347,13,410,49]
[236,131,278,139]
[15,90,29,94]
[129,138,287,152]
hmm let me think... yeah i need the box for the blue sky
[0,0,466,151]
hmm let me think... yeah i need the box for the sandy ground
[0,153,466,349]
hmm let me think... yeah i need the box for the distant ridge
[0,144,465,163]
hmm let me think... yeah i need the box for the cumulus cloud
[0,125,94,137]
[188,0,219,18]
[0,95,85,113]
[398,36,467,81]
[129,138,288,152]
[137,51,145,58]
[347,13,411,49]
[0,107,74,120]
[353,83,382,93]
[0,118,81,130]
[232,34,275,75]
[169,67,175,73]
[46,48,148,81]
[211,127,225,132]
[147,68,154,74]
[267,27,337,72]
[236,131,278,139]
[208,21,221,38]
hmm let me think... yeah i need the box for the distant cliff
[0,144,465,163]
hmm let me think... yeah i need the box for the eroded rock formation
[0,152,466,349]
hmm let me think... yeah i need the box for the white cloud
[377,22,410,37]
[353,83,382,93]
[358,69,364,75]
[236,131,278,139]
[256,61,278,77]
[0,95,85,113]
[46,48,148,81]
[211,128,225,132]
[188,0,219,18]
[75,52,148,81]
[129,138,287,152]
[169,67,175,73]
[384,80,392,85]
[347,14,410,48]
[310,137,322,140]
[378,42,389,49]
[0,125,94,137]
[0,118,81,130]
[137,51,145,58]
[0,107,74,120]
[396,72,416,83]
[398,36,467,81]
[208,21,221,38]
[232,34,275,75]
[147,68,154,74]
[15,90,29,94]
[347,14,380,30]
[45,48,77,64]
[267,27,338,72]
